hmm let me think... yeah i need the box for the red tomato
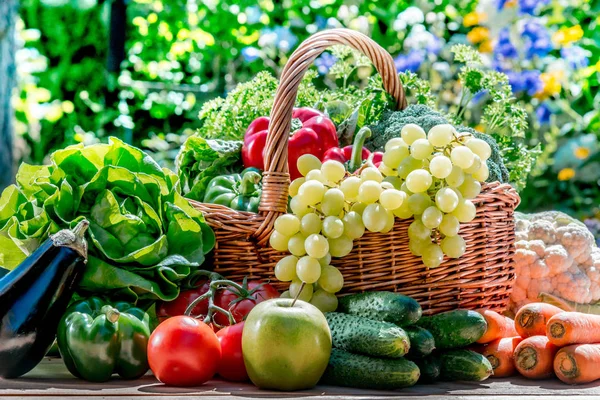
[156,281,210,322]
[216,322,248,381]
[148,316,221,386]
[214,282,279,327]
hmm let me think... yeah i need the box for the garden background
[3,0,600,240]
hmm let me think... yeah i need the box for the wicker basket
[189,28,520,315]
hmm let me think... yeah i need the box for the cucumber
[325,312,410,358]
[404,326,435,358]
[439,349,493,381]
[412,355,441,383]
[416,309,487,349]
[320,348,420,390]
[337,292,422,326]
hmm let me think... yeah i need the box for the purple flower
[315,52,337,75]
[561,46,589,69]
[241,47,260,63]
[394,50,425,73]
[519,0,550,14]
[522,19,553,58]
[497,0,510,9]
[536,102,552,124]
[506,70,543,96]
[495,29,518,59]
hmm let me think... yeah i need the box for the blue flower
[315,15,328,30]
[506,70,543,96]
[536,102,552,124]
[394,49,425,73]
[561,46,589,69]
[519,0,550,15]
[241,47,260,63]
[522,19,553,58]
[315,53,337,75]
[245,6,262,24]
[496,0,510,9]
[495,29,518,59]
[259,26,298,53]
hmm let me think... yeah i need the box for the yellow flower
[467,27,490,44]
[596,60,600,73]
[505,0,517,6]
[558,168,576,181]
[479,40,494,53]
[147,13,158,24]
[474,124,485,132]
[61,100,74,114]
[464,12,487,27]
[536,71,562,99]
[574,147,591,160]
[553,25,584,46]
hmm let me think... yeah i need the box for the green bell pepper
[203,168,262,212]
[57,297,151,382]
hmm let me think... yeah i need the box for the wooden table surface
[1,358,599,399]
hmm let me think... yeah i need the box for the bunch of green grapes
[377,123,491,268]
[269,154,407,312]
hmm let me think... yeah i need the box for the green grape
[459,175,481,199]
[321,188,345,216]
[310,289,339,312]
[409,238,430,257]
[422,244,444,268]
[430,155,453,179]
[385,137,408,152]
[441,235,466,258]
[422,206,443,229]
[281,290,291,298]
[298,180,325,205]
[358,180,383,204]
[289,279,314,302]
[445,165,465,187]
[379,189,406,211]
[350,202,367,215]
[322,216,344,239]
[300,213,322,236]
[383,145,410,168]
[380,209,395,233]
[464,154,482,174]
[342,211,365,239]
[451,146,475,170]
[289,177,305,197]
[393,200,413,219]
[439,214,460,237]
[305,233,329,259]
[362,203,388,232]
[378,163,397,177]
[473,162,489,182]
[427,124,455,147]
[450,187,463,202]
[288,233,307,256]
[360,167,383,183]
[269,230,290,251]
[305,169,326,183]
[289,197,310,218]
[408,220,431,240]
[466,138,492,161]
[321,160,346,183]
[400,182,413,196]
[397,156,422,179]
[318,265,344,293]
[274,255,298,281]
[452,199,477,222]
[435,187,459,213]
[410,138,433,160]
[406,169,432,193]
[340,176,361,201]
[408,193,432,215]
[318,253,332,267]
[296,256,322,283]
[329,235,353,257]
[297,154,322,176]
[274,214,300,237]
[401,123,426,145]
[383,176,403,190]
[381,182,394,190]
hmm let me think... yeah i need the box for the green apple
[242,298,332,391]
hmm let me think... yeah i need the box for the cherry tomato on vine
[156,281,210,322]
[214,282,279,327]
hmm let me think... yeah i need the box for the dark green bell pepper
[57,297,151,382]
[203,168,262,212]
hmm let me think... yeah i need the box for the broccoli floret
[366,105,448,151]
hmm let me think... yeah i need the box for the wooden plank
[1,358,600,398]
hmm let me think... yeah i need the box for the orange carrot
[554,344,600,384]
[476,309,509,343]
[504,316,518,337]
[515,303,563,338]
[513,336,559,379]
[546,312,600,346]
[477,337,522,378]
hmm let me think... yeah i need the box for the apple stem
[290,282,305,307]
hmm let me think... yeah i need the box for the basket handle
[254,28,408,241]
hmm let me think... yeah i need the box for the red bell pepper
[241,108,338,180]
[322,127,384,172]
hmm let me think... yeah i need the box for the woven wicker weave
[189,28,520,315]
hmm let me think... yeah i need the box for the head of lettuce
[0,138,215,304]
